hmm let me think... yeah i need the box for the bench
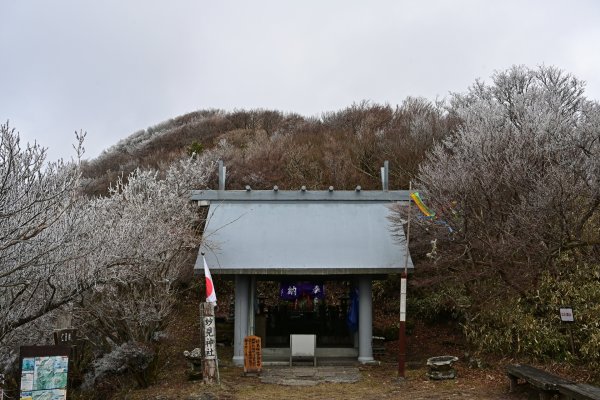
[558,383,600,400]
[507,364,574,400]
[289,334,316,366]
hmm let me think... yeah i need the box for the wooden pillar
[199,302,218,384]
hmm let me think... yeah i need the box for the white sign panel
[559,307,574,322]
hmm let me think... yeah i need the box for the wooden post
[568,325,576,356]
[398,272,407,378]
[508,374,519,392]
[200,302,219,384]
[399,181,412,378]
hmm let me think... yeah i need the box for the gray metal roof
[195,198,412,276]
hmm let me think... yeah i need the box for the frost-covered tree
[0,123,215,384]
[0,123,90,343]
[415,66,600,296]
[74,155,214,347]
[71,155,214,389]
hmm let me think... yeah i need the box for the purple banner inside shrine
[279,282,325,300]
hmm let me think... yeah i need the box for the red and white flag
[203,254,217,304]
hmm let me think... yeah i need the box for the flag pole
[398,180,412,378]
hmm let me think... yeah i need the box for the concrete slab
[260,366,361,386]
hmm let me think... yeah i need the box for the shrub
[187,141,204,157]
[84,342,157,389]
[462,262,600,378]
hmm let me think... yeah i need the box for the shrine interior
[252,277,365,348]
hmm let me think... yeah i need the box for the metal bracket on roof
[381,160,389,191]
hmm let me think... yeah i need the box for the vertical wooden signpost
[200,302,219,384]
[398,181,412,378]
[243,336,262,375]
[559,306,576,356]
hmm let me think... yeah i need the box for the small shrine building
[191,163,412,365]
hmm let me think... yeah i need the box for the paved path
[260,366,361,386]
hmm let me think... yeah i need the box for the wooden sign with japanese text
[203,316,217,360]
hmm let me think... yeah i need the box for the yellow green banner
[410,192,435,217]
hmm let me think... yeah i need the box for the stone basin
[426,356,459,380]
[427,355,458,367]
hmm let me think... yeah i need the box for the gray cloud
[1,0,599,161]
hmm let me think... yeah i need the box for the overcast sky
[1,1,600,162]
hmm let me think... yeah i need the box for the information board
[560,307,575,322]
[19,346,70,400]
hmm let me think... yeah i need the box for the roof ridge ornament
[218,160,226,191]
[381,160,389,192]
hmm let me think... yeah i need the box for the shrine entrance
[231,274,378,364]
[255,279,357,349]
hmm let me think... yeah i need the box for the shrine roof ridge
[190,189,410,203]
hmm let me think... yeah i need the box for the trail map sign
[19,346,70,400]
